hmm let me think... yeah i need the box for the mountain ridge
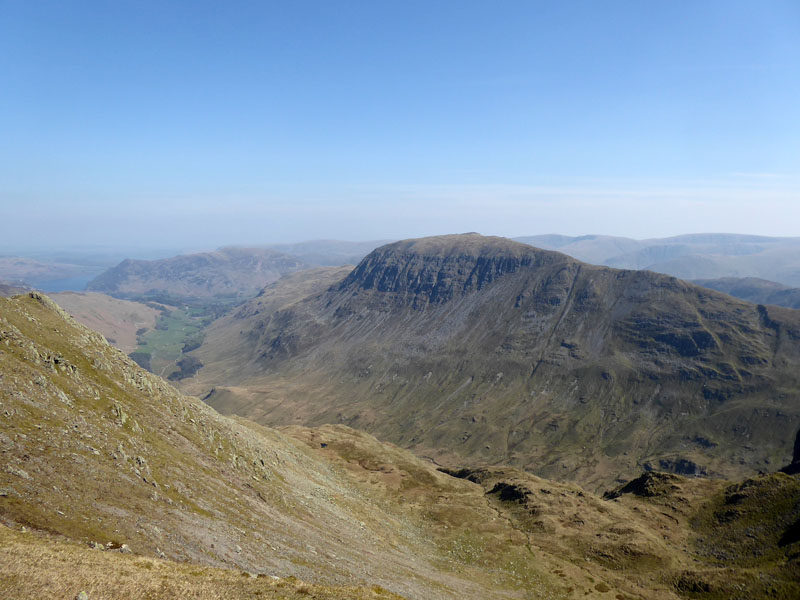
[186,234,800,490]
[87,247,309,302]
[692,277,800,310]
[513,233,800,286]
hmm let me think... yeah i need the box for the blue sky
[1,1,799,250]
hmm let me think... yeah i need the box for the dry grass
[3,293,799,600]
[0,524,403,600]
[50,292,161,354]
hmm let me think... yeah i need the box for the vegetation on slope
[1,292,799,599]
[187,234,800,489]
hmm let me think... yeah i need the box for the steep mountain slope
[86,247,309,302]
[2,292,799,599]
[0,292,573,599]
[188,234,800,490]
[51,291,162,353]
[190,266,353,387]
[693,277,800,310]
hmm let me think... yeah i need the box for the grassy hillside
[50,291,162,353]
[2,292,799,599]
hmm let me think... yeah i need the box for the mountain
[86,247,309,303]
[693,277,800,310]
[2,292,799,599]
[192,266,353,385]
[0,256,106,292]
[513,234,643,263]
[0,292,564,599]
[266,239,395,267]
[185,234,800,490]
[514,233,800,287]
[50,292,163,353]
[0,281,32,297]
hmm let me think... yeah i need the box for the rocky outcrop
[781,429,800,475]
[339,235,568,306]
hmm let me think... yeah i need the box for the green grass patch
[133,308,205,377]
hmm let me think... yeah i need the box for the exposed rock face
[338,235,562,306]
[86,247,308,301]
[603,472,682,500]
[191,234,800,489]
[781,429,800,475]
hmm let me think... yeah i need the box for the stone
[6,466,31,480]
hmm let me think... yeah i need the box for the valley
[3,234,800,599]
[8,3,799,597]
[180,234,800,490]
[2,291,799,599]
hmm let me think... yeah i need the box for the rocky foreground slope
[1,292,799,599]
[186,234,800,489]
[86,247,308,302]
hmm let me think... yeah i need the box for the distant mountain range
[515,233,800,287]
[0,280,31,297]
[0,256,106,292]
[266,239,395,266]
[183,234,800,491]
[691,277,800,310]
[86,247,308,302]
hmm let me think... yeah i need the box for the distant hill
[514,233,644,263]
[86,247,309,302]
[266,239,394,266]
[0,281,31,297]
[693,277,800,310]
[2,291,799,599]
[515,233,800,287]
[0,256,105,292]
[186,234,800,490]
[50,291,162,353]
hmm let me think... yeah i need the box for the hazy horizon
[3,2,799,250]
